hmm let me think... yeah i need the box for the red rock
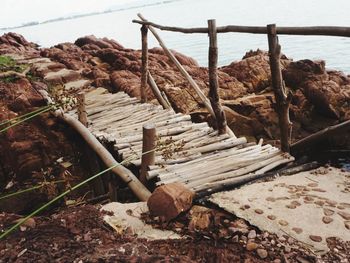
[188,206,212,231]
[147,182,194,221]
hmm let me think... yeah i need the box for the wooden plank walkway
[69,87,295,193]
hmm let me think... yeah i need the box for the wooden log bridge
[68,88,295,193]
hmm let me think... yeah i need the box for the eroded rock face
[0,32,39,55]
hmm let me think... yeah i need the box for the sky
[0,0,140,28]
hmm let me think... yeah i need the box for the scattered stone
[232,235,239,242]
[256,248,268,259]
[312,188,327,193]
[291,201,301,206]
[338,211,350,220]
[337,205,345,210]
[267,215,276,220]
[188,206,212,231]
[314,200,325,206]
[309,235,322,242]
[147,182,194,221]
[322,216,333,224]
[248,230,257,239]
[286,204,297,209]
[266,197,275,202]
[246,241,258,251]
[324,208,335,216]
[229,219,249,234]
[325,200,337,207]
[254,209,264,214]
[307,183,318,187]
[278,220,289,226]
[292,227,303,234]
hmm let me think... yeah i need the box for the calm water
[2,0,350,72]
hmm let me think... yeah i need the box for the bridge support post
[141,25,148,103]
[267,24,292,153]
[140,123,156,184]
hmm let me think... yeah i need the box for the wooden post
[267,24,292,153]
[137,13,216,119]
[77,93,88,127]
[147,71,172,109]
[140,123,156,184]
[77,92,106,196]
[208,19,229,135]
[141,25,148,103]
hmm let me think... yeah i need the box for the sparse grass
[0,55,27,73]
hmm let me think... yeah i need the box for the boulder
[147,182,194,221]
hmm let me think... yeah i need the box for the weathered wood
[140,123,156,184]
[267,24,292,153]
[77,93,88,127]
[133,20,350,37]
[208,19,231,136]
[148,71,172,109]
[137,13,216,119]
[141,25,148,103]
[53,109,151,201]
[195,160,315,198]
[291,119,350,153]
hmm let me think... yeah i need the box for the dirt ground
[1,204,348,262]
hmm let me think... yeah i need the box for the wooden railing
[133,13,350,153]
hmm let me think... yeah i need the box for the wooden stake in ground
[208,19,230,136]
[140,123,156,184]
[77,92,106,196]
[141,25,148,103]
[267,24,292,153]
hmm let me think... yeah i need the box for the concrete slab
[101,202,184,240]
[210,167,350,254]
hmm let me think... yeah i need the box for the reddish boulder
[147,182,194,221]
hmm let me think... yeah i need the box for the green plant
[0,56,28,73]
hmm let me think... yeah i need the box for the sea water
[1,0,350,72]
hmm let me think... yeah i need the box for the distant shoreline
[0,0,181,31]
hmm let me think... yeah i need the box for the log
[140,25,148,103]
[291,119,350,153]
[267,24,292,153]
[140,123,156,184]
[148,71,172,109]
[194,160,317,198]
[132,20,350,37]
[208,19,230,136]
[137,13,216,120]
[53,109,151,201]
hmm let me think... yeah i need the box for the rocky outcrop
[0,32,39,55]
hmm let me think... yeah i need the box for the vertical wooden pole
[77,92,106,196]
[77,93,88,127]
[141,25,148,103]
[140,123,156,184]
[267,24,292,153]
[208,19,231,136]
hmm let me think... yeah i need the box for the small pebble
[323,208,335,216]
[284,246,291,253]
[344,221,350,230]
[248,230,256,239]
[322,216,333,224]
[256,248,268,259]
[266,197,276,202]
[309,235,322,242]
[325,200,337,207]
[307,183,318,187]
[246,241,258,251]
[315,201,325,206]
[267,215,276,220]
[292,227,303,234]
[337,205,345,210]
[254,209,264,214]
[338,211,350,220]
[278,220,289,226]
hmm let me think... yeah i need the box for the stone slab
[210,167,350,254]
